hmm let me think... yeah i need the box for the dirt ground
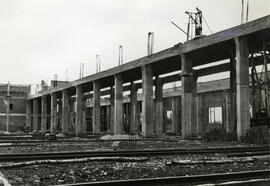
[0,139,269,185]
[1,154,269,186]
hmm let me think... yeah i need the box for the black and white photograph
[0,0,269,185]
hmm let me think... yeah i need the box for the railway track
[0,146,268,162]
[56,169,270,186]
[0,138,165,144]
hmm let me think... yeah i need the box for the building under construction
[22,15,269,141]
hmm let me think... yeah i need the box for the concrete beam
[62,89,70,134]
[235,37,250,140]
[142,65,154,137]
[181,15,270,53]
[93,80,101,134]
[114,74,123,134]
[41,96,47,133]
[76,85,84,136]
[28,15,270,101]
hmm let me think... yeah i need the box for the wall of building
[0,84,30,133]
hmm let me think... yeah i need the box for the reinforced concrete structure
[27,15,270,140]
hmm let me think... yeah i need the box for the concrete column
[130,82,138,134]
[155,76,163,136]
[225,90,230,132]
[114,74,123,134]
[62,89,69,134]
[142,65,154,137]
[263,42,270,117]
[76,85,84,136]
[192,76,198,135]
[106,105,110,133]
[41,96,47,133]
[197,94,203,134]
[26,100,31,130]
[32,98,39,131]
[172,96,181,134]
[50,93,57,134]
[110,87,115,134]
[181,54,197,139]
[229,56,237,133]
[235,37,250,140]
[93,80,101,134]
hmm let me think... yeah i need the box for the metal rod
[246,0,249,23]
[171,21,190,38]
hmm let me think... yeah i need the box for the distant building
[0,83,30,133]
[51,80,69,88]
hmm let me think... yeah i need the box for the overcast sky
[0,0,269,86]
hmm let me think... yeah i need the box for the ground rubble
[1,153,269,185]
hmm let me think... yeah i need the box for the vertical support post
[114,74,123,134]
[26,100,31,131]
[62,89,70,134]
[130,82,138,134]
[33,98,39,132]
[93,80,101,134]
[263,40,270,117]
[142,65,154,137]
[50,93,57,134]
[6,82,11,133]
[197,94,203,134]
[41,96,47,133]
[229,55,237,133]
[235,37,250,140]
[192,76,198,135]
[110,87,115,134]
[106,105,110,133]
[155,76,163,136]
[225,90,230,133]
[76,85,84,136]
[172,96,181,134]
[181,54,196,139]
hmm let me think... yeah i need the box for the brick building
[0,83,30,133]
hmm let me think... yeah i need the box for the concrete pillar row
[41,96,47,133]
[26,100,31,130]
[62,89,70,134]
[114,73,123,134]
[32,98,39,132]
[93,80,101,134]
[130,81,138,134]
[155,76,163,136]
[181,54,197,139]
[142,64,154,137]
[50,93,57,134]
[76,85,84,136]
[235,37,250,140]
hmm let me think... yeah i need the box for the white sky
[0,0,269,86]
